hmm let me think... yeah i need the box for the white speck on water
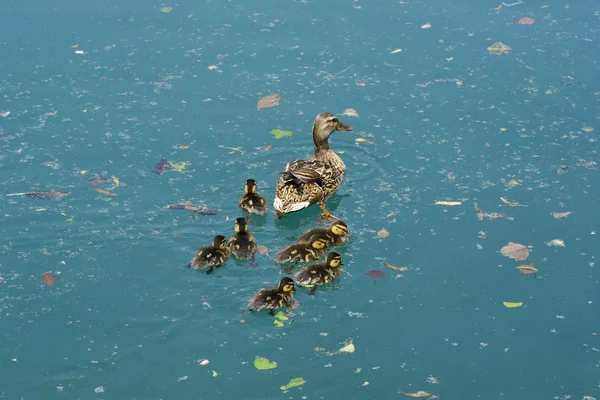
[177,376,188,382]
[94,386,105,393]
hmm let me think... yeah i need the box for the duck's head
[278,277,297,292]
[234,217,248,233]
[311,237,328,250]
[212,235,228,249]
[312,112,353,149]
[244,179,257,194]
[326,252,343,268]
[330,219,349,237]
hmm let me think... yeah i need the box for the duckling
[275,236,329,273]
[228,217,258,265]
[187,235,230,275]
[239,179,268,220]
[295,252,343,296]
[245,277,297,315]
[295,219,349,246]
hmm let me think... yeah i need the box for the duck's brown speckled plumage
[228,218,257,260]
[246,277,297,314]
[295,252,344,290]
[295,219,349,246]
[239,179,268,216]
[188,235,230,275]
[273,113,352,216]
[274,237,328,264]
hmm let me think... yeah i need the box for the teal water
[1,0,600,398]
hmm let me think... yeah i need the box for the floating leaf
[403,392,433,398]
[434,201,462,206]
[165,203,219,215]
[273,320,284,328]
[499,197,527,207]
[366,270,384,286]
[551,211,572,219]
[421,24,431,29]
[260,144,272,152]
[500,242,529,261]
[503,302,523,308]
[355,137,375,144]
[389,48,402,54]
[383,262,411,271]
[160,7,172,13]
[91,188,116,197]
[270,129,292,140]
[339,343,355,353]
[257,94,281,110]
[275,311,288,321]
[169,161,188,172]
[487,42,512,55]
[254,357,277,370]
[281,377,306,390]
[153,158,169,174]
[546,239,565,247]
[518,17,535,24]
[516,264,537,274]
[257,245,269,254]
[343,108,359,117]
[582,126,594,133]
[377,229,390,238]
[493,4,503,10]
[88,177,107,185]
[212,370,219,377]
[7,191,69,200]
[42,272,56,287]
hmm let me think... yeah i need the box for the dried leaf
[546,239,565,247]
[270,129,292,140]
[515,264,537,274]
[551,211,572,219]
[7,191,70,200]
[42,272,56,287]
[342,108,359,117]
[383,262,411,271]
[518,17,535,24]
[257,94,281,110]
[421,24,431,29]
[355,137,375,144]
[178,144,191,149]
[493,4,503,10]
[403,392,433,398]
[339,343,355,353]
[208,65,218,70]
[499,197,527,207]
[112,176,120,187]
[487,42,512,55]
[153,158,170,174]
[281,377,306,391]
[160,7,172,13]
[389,49,402,54]
[88,177,107,185]
[91,188,116,197]
[500,242,529,261]
[165,203,219,215]
[366,270,384,286]
[503,302,523,308]
[377,229,390,238]
[434,201,462,206]
[254,357,277,370]
[260,144,273,152]
[257,245,269,254]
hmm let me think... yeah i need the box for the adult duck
[273,112,352,220]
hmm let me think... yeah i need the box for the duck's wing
[274,160,327,213]
[279,159,325,185]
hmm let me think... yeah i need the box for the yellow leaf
[339,343,355,353]
[212,370,219,377]
[160,7,173,13]
[389,48,403,54]
[355,137,375,144]
[582,126,593,133]
[500,127,507,132]
[80,170,88,175]
[188,13,194,18]
[112,176,120,187]
[503,302,523,308]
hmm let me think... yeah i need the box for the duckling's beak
[337,123,353,131]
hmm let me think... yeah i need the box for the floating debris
[88,177,107,185]
[91,188,116,197]
[153,158,170,175]
[7,191,69,200]
[165,203,219,215]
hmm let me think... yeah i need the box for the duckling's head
[244,179,257,194]
[311,237,328,250]
[312,112,353,148]
[278,277,297,292]
[212,235,228,249]
[326,252,343,268]
[234,217,248,233]
[330,220,348,237]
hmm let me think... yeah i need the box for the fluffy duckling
[228,217,258,265]
[295,252,343,295]
[295,219,349,246]
[245,277,297,315]
[239,179,268,219]
[275,236,328,273]
[187,235,230,275]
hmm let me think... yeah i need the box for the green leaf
[273,320,284,328]
[503,301,523,308]
[281,377,306,390]
[515,265,538,272]
[269,129,292,140]
[169,161,188,172]
[254,357,277,370]
[275,311,288,321]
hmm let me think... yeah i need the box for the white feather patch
[274,196,310,213]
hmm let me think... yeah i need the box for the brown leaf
[342,108,359,117]
[383,262,411,271]
[257,245,269,254]
[552,211,572,219]
[500,242,529,261]
[88,177,107,185]
[366,270,384,286]
[91,188,116,197]
[257,94,281,110]
[42,272,56,287]
[403,392,432,398]
[377,229,390,238]
[260,144,273,152]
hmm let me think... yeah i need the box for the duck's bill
[337,123,353,131]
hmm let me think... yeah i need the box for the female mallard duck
[274,112,352,220]
[187,235,230,275]
[239,179,268,219]
[295,252,344,295]
[245,277,297,315]
[275,236,328,273]
[295,219,349,246]
[228,217,258,265]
